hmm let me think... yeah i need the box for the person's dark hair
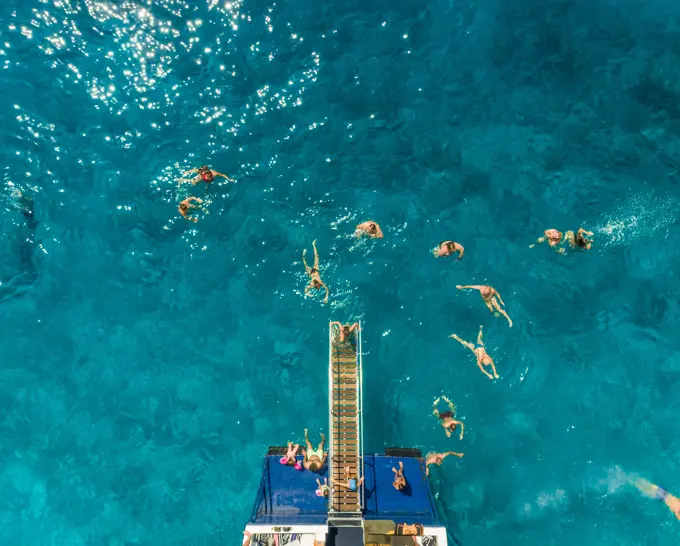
[198,165,209,172]
[576,232,589,248]
[369,223,377,232]
[309,462,319,472]
[448,423,457,431]
[396,481,405,490]
[179,203,188,211]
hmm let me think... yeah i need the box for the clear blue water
[1,0,680,543]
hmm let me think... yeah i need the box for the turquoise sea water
[2,0,680,543]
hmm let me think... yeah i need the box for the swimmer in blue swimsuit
[629,476,680,520]
[335,466,364,493]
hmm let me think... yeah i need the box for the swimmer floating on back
[178,197,203,222]
[456,284,512,327]
[434,240,464,260]
[303,239,329,304]
[178,165,234,187]
[432,396,465,439]
[449,325,499,380]
[355,221,383,238]
[425,451,464,476]
[629,475,680,521]
[565,227,594,250]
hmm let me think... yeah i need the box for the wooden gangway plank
[328,322,364,517]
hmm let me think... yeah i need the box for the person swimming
[335,466,364,493]
[432,396,465,439]
[456,284,512,327]
[425,451,464,476]
[178,197,203,222]
[355,221,383,238]
[302,239,329,304]
[449,325,499,380]
[629,475,680,520]
[434,240,464,260]
[177,165,234,187]
[330,322,360,343]
[392,461,407,491]
[565,227,594,250]
[302,428,327,472]
[530,229,564,252]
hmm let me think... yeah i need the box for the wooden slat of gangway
[328,322,363,521]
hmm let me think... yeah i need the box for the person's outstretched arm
[213,171,235,182]
[455,243,465,260]
[456,285,484,291]
[453,420,464,440]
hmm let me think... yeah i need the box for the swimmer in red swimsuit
[432,396,465,439]
[178,165,235,187]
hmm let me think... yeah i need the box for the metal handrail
[327,322,334,512]
[357,320,365,511]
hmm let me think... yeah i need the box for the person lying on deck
[302,239,330,303]
[432,396,465,439]
[330,322,360,343]
[302,429,327,472]
[279,441,301,470]
[426,451,464,476]
[449,325,500,381]
[392,461,407,491]
[335,466,364,492]
[316,477,331,498]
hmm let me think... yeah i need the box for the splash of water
[597,193,674,246]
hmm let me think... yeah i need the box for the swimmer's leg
[476,326,484,347]
[302,248,311,274]
[492,300,513,327]
[312,239,320,269]
[476,359,494,380]
[441,395,456,414]
[449,334,475,352]
[486,359,499,379]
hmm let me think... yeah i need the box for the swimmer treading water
[531,227,594,253]
[434,240,464,259]
[178,197,203,222]
[177,165,234,187]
